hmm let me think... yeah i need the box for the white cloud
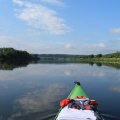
[12,0,71,35]
[41,0,65,7]
[13,0,24,6]
[87,43,106,49]
[110,28,120,34]
[64,43,73,49]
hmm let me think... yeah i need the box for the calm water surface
[0,63,120,120]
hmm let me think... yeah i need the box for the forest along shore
[37,52,120,69]
[0,48,39,70]
[0,48,120,69]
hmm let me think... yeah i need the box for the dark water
[0,63,120,120]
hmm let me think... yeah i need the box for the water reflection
[0,61,29,70]
[0,63,120,120]
[17,83,66,112]
[0,64,107,81]
[0,60,120,70]
[7,83,68,120]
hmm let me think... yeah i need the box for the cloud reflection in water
[110,86,120,92]
[9,83,68,120]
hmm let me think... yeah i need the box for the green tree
[96,54,102,58]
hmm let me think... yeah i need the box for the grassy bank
[38,53,120,69]
[78,57,120,64]
[78,57,120,69]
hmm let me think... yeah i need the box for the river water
[0,63,120,120]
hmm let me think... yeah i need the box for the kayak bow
[67,81,88,99]
[55,81,104,120]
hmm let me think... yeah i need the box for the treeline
[78,52,120,63]
[82,52,120,58]
[37,52,120,61]
[37,52,120,59]
[0,48,37,62]
[38,54,83,58]
[36,52,120,69]
[0,48,39,70]
[1,48,119,61]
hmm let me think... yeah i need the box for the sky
[0,0,120,54]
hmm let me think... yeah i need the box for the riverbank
[0,48,120,69]
[78,57,120,64]
[38,55,120,69]
[77,58,120,69]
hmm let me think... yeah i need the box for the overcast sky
[0,0,120,54]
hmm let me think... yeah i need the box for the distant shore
[0,48,120,69]
[37,52,120,63]
[0,48,120,63]
[37,51,120,69]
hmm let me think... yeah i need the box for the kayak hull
[67,82,88,99]
[55,81,104,120]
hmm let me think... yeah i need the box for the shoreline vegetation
[0,48,38,61]
[0,48,38,70]
[37,51,120,69]
[0,48,120,70]
[38,52,120,62]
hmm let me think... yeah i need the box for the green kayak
[67,81,88,99]
[55,81,104,120]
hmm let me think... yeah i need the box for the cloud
[41,0,65,7]
[87,43,106,49]
[110,28,120,34]
[64,43,73,49]
[13,0,24,6]
[12,0,71,35]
